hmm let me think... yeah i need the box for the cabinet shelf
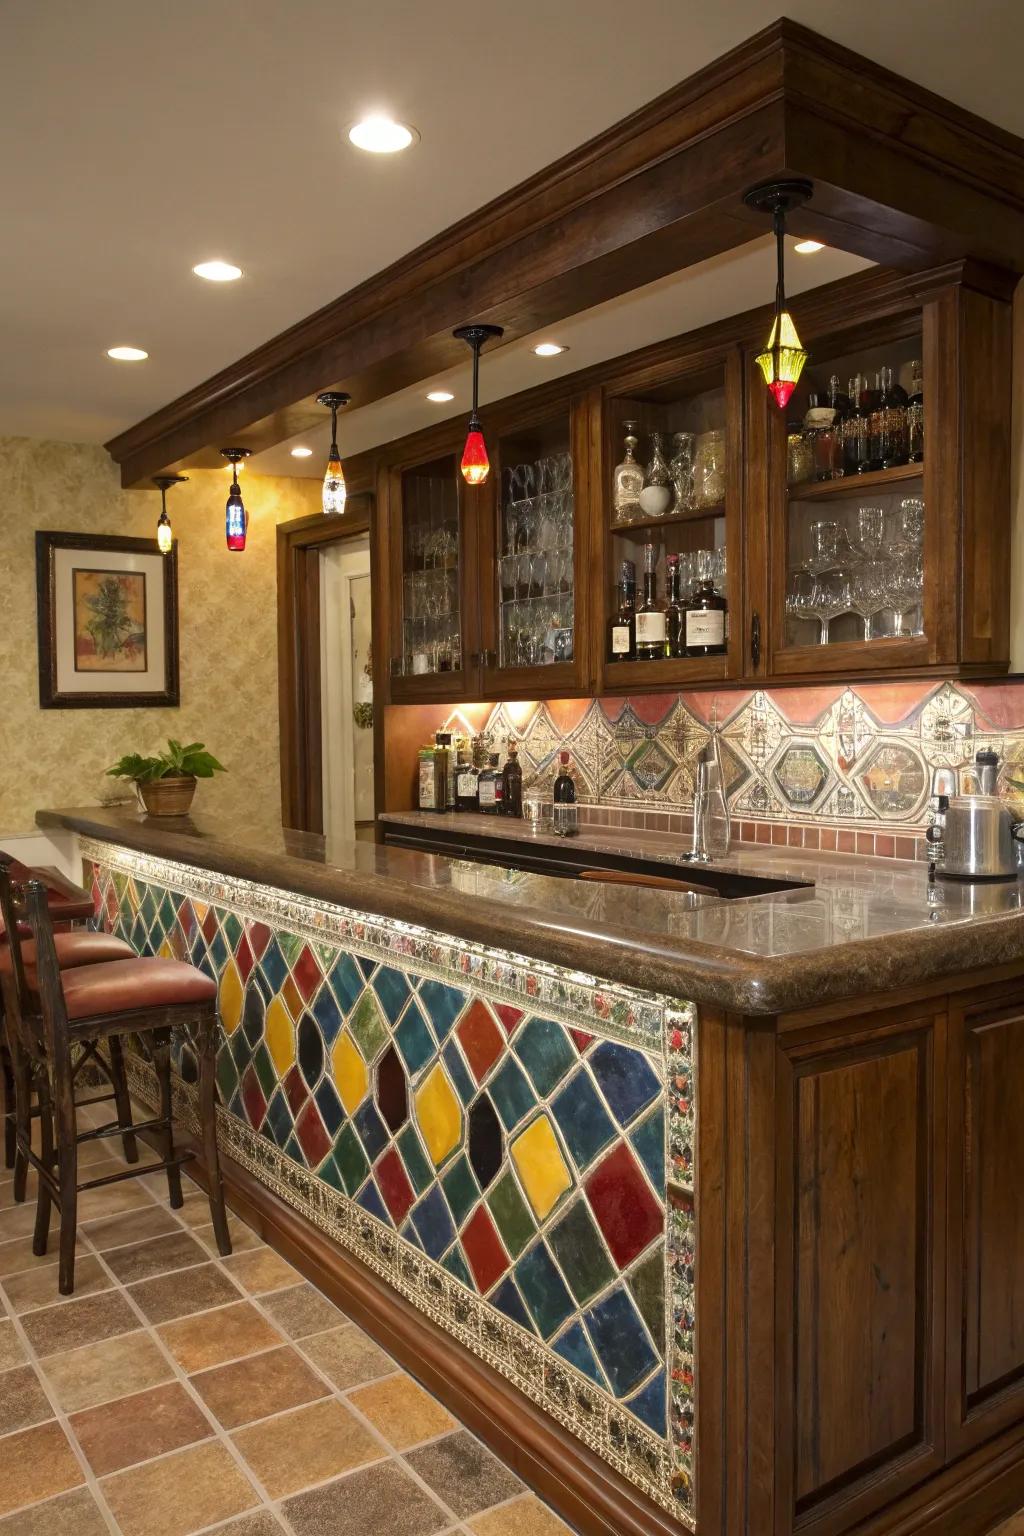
[608,502,725,535]
[787,464,923,501]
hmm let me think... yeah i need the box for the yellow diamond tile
[511,1114,571,1221]
[192,900,209,923]
[219,959,244,1036]
[265,995,295,1078]
[158,937,174,960]
[415,1065,462,1168]
[332,1030,368,1116]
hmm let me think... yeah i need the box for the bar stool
[0,854,137,1188]
[6,879,231,1294]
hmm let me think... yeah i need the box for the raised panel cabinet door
[947,988,1024,1454]
[776,1019,944,1532]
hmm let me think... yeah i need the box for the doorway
[320,536,374,843]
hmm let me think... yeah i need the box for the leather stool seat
[1,862,93,925]
[0,931,135,985]
[59,958,216,1021]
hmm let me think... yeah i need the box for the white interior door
[320,536,373,844]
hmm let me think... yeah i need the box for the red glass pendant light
[742,178,813,409]
[453,324,503,485]
[152,472,187,555]
[220,448,253,550]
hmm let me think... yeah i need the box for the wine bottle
[501,741,523,817]
[635,544,666,662]
[608,559,636,662]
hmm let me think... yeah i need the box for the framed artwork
[36,532,179,708]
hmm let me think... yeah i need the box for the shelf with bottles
[394,454,463,679]
[494,413,575,671]
[607,524,729,668]
[787,463,921,502]
[609,378,727,530]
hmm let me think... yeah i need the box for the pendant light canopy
[152,473,187,555]
[453,323,503,485]
[316,391,351,516]
[743,178,813,410]
[220,449,253,550]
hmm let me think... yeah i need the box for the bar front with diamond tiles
[85,836,697,1525]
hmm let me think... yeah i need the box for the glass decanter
[668,431,696,511]
[612,420,644,525]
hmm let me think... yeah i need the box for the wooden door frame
[277,495,373,832]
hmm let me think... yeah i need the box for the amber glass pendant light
[152,472,187,555]
[453,323,503,485]
[743,178,813,409]
[316,391,351,515]
[220,448,253,550]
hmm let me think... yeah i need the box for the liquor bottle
[418,739,448,812]
[878,364,908,468]
[843,374,870,476]
[455,749,480,812]
[668,432,696,512]
[436,732,455,808]
[665,553,686,658]
[612,421,644,525]
[607,560,636,662]
[478,754,504,815]
[553,751,579,837]
[867,372,885,471]
[501,741,523,817]
[906,358,924,463]
[685,557,727,657]
[635,544,667,661]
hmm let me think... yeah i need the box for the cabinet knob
[750,611,761,670]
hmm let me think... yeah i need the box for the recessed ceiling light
[106,345,148,361]
[426,389,455,403]
[290,446,313,458]
[193,260,243,282]
[533,342,567,357]
[348,116,418,154]
[794,240,825,254]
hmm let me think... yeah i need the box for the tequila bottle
[612,421,644,525]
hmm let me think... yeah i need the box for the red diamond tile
[168,926,187,961]
[284,1064,309,1118]
[178,898,196,938]
[293,944,323,1003]
[295,1101,331,1168]
[584,1141,663,1270]
[235,934,255,983]
[457,1000,504,1084]
[461,1205,509,1294]
[201,908,219,943]
[570,1029,594,1053]
[240,1067,267,1131]
[248,921,272,960]
[494,1004,524,1036]
[375,1148,415,1226]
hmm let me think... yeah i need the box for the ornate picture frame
[36,531,180,709]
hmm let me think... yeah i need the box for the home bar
[5,15,1024,1536]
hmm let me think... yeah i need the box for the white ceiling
[1,0,1021,452]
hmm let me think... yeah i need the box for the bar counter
[36,805,1024,1536]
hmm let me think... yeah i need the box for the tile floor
[0,1105,574,1536]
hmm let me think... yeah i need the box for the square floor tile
[1,1254,111,1314]
[0,1486,109,1536]
[405,1430,524,1518]
[128,1262,241,1324]
[75,1181,154,1223]
[0,1207,42,1243]
[102,1230,208,1285]
[158,1300,283,1373]
[349,1374,455,1450]
[80,1204,180,1251]
[468,1494,573,1535]
[194,1216,263,1255]
[42,1330,173,1414]
[301,1326,396,1390]
[0,1238,58,1281]
[284,1460,448,1536]
[221,1247,300,1295]
[100,1439,258,1536]
[233,1395,384,1499]
[260,1282,343,1339]
[0,1366,54,1436]
[190,1344,329,1429]
[0,1321,26,1372]
[0,1420,84,1517]
[21,1291,137,1359]
[70,1380,212,1476]
[204,1515,286,1536]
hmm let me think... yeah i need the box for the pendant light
[742,178,813,409]
[316,392,351,516]
[453,324,503,485]
[152,473,187,555]
[220,448,253,551]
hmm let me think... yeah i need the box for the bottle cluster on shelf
[608,541,727,662]
[417,729,578,832]
[612,421,725,524]
[788,359,924,485]
[500,453,574,668]
[785,496,925,645]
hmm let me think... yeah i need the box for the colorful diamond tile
[216,1051,239,1105]
[552,1320,608,1390]
[222,912,243,950]
[585,1142,664,1270]
[401,1219,422,1252]
[372,965,411,1025]
[551,1070,616,1172]
[314,1077,345,1137]
[457,1000,505,1084]
[570,1029,594,1053]
[461,1205,509,1294]
[353,1100,389,1161]
[583,1286,658,1397]
[630,1107,665,1190]
[375,1147,416,1225]
[312,987,345,1046]
[377,1044,408,1134]
[418,980,466,1041]
[284,1064,309,1118]
[548,1198,615,1306]
[357,1179,391,1226]
[219,960,243,1035]
[332,1031,369,1116]
[282,975,303,1022]
[589,1042,660,1128]
[442,1244,472,1287]
[468,1095,504,1192]
[265,995,295,1079]
[355,954,376,983]
[628,1249,665,1345]
[263,1089,293,1150]
[295,1100,332,1167]
[510,1115,572,1222]
[627,1369,667,1437]
[292,944,323,1003]
[327,953,364,1015]
[350,990,388,1063]
[491,1275,535,1333]
[333,1122,369,1196]
[235,933,255,984]
[395,1001,435,1076]
[414,1063,463,1168]
[410,1185,456,1260]
[442,1040,475,1106]
[514,1018,576,1097]
[486,1169,536,1259]
[252,1042,276,1101]
[515,1241,575,1340]
[241,983,265,1047]
[277,931,305,967]
[397,1124,433,1197]
[441,1155,479,1228]
[489,1059,535,1131]
[241,1066,267,1131]
[247,920,272,959]
[259,937,289,994]
[494,1004,524,1035]
[297,1013,325,1089]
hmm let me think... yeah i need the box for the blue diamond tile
[489,1059,535,1131]
[314,1078,345,1137]
[629,1107,665,1190]
[491,1276,536,1334]
[589,1042,660,1127]
[400,1219,422,1251]
[357,1179,391,1227]
[551,1070,616,1172]
[514,1241,575,1340]
[353,1100,389,1162]
[410,1186,456,1261]
[584,1287,658,1397]
[626,1369,667,1435]
[328,954,364,1016]
[312,986,345,1046]
[419,980,467,1041]
[395,1000,435,1077]
[283,1133,303,1165]
[208,930,228,972]
[442,1040,476,1107]
[552,1320,608,1390]
[442,1243,472,1287]
[258,937,289,993]
[263,1090,293,1150]
[355,954,377,983]
[372,966,411,1025]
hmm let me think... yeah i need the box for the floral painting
[72,568,147,672]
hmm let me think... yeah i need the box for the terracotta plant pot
[138,775,197,817]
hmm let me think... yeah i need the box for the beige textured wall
[0,437,321,834]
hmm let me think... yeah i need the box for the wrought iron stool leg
[198,1010,231,1256]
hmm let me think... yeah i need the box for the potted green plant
[106,739,226,818]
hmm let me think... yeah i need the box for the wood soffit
[104,18,1024,488]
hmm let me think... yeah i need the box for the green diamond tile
[277,931,305,967]
[628,1248,665,1348]
[548,1198,616,1307]
[350,990,388,1063]
[216,1052,239,1104]
[140,889,158,926]
[252,1042,277,1100]
[514,1017,577,1097]
[442,1243,473,1287]
[441,1154,479,1229]
[397,1124,433,1197]
[486,1169,536,1260]
[222,912,243,950]
[333,1122,370,1197]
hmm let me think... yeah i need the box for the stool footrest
[76,1113,166,1146]
[79,1151,194,1192]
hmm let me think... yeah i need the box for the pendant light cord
[773,201,785,380]
[329,401,339,458]
[470,338,481,430]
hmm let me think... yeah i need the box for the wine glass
[786,569,823,643]
[813,569,853,645]
[851,561,887,642]
[855,505,886,560]
[805,520,841,574]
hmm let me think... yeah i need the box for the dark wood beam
[106,18,1024,486]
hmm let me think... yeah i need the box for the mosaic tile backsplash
[438,680,1024,835]
[87,839,696,1523]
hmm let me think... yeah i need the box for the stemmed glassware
[787,496,924,647]
[499,449,574,667]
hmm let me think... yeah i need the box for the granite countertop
[37,805,1024,1018]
